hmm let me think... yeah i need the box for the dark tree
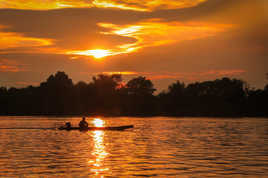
[124,76,156,115]
[159,81,186,115]
[265,73,268,91]
[74,81,90,114]
[39,71,74,114]
[0,87,8,114]
[159,78,247,116]
[0,71,267,117]
[90,74,123,115]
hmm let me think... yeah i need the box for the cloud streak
[0,58,28,72]
[0,30,52,50]
[0,0,207,11]
[0,6,232,59]
[84,69,246,81]
[67,20,231,58]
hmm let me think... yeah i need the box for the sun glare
[86,49,112,59]
[92,118,105,127]
[68,49,112,59]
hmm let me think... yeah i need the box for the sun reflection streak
[89,118,109,175]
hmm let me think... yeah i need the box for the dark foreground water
[0,116,268,177]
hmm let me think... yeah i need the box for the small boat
[58,125,134,131]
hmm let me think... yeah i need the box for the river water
[0,116,268,177]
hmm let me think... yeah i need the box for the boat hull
[58,125,134,131]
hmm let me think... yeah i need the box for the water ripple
[0,117,268,177]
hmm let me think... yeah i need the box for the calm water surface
[0,116,268,177]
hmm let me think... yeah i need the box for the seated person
[79,117,88,129]
[65,122,71,129]
[58,122,71,130]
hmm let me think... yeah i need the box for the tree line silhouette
[0,71,267,117]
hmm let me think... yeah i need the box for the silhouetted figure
[65,122,71,129]
[79,117,88,129]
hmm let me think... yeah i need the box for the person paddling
[65,122,71,129]
[79,117,88,129]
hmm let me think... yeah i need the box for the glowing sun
[68,49,112,59]
[88,49,112,58]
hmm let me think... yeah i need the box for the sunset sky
[0,0,267,91]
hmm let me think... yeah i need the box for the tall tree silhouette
[126,76,155,96]
[74,81,90,114]
[91,74,122,115]
[159,81,186,115]
[40,71,74,114]
[125,76,156,115]
[0,87,8,114]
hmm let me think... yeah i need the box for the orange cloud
[0,0,207,11]
[200,70,246,77]
[0,3,233,60]
[92,0,147,11]
[0,0,91,10]
[14,81,39,87]
[116,70,246,81]
[102,71,138,75]
[0,58,27,72]
[0,26,67,55]
[110,20,231,48]
[88,69,245,81]
[0,26,53,50]
[93,0,207,11]
[68,20,231,59]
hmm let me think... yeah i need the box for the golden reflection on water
[89,118,109,175]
